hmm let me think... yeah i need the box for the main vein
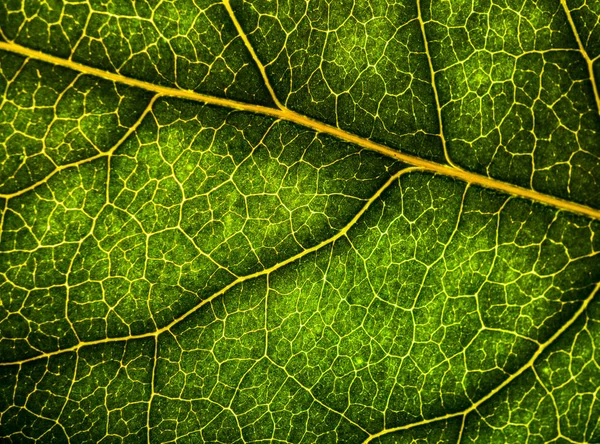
[0,41,598,220]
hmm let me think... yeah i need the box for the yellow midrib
[0,40,599,221]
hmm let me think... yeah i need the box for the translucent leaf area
[0,0,599,442]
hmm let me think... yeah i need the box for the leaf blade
[1,1,599,442]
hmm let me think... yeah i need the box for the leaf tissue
[0,0,599,442]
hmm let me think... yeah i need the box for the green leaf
[0,0,599,442]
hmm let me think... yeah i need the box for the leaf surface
[0,0,599,442]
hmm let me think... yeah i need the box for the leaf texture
[0,0,599,443]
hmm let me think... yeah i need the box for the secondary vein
[560,0,600,116]
[222,0,285,110]
[363,282,600,443]
[0,167,416,367]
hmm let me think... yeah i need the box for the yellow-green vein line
[364,282,600,443]
[0,41,598,220]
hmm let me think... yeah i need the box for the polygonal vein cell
[0,52,153,195]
